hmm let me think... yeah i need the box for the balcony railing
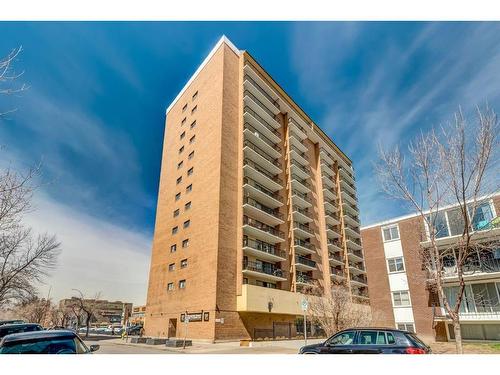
[442,257,500,277]
[295,238,313,250]
[244,140,281,168]
[295,255,316,268]
[288,117,307,135]
[291,174,311,190]
[244,74,280,109]
[244,90,279,121]
[290,145,309,161]
[296,273,313,284]
[346,237,362,247]
[330,267,344,276]
[243,177,283,203]
[351,274,368,284]
[294,206,311,218]
[244,106,281,138]
[349,261,365,271]
[243,216,285,239]
[243,158,283,186]
[352,289,369,298]
[243,237,286,259]
[349,249,364,259]
[339,166,356,182]
[244,122,281,152]
[243,260,287,278]
[325,211,339,220]
[290,160,309,175]
[329,253,343,262]
[324,187,337,197]
[294,221,314,235]
[243,196,283,220]
[292,190,312,204]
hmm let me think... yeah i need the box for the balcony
[243,90,280,129]
[294,238,315,255]
[296,273,314,286]
[329,252,344,266]
[243,260,287,282]
[348,261,366,275]
[344,225,361,239]
[292,190,312,209]
[324,200,337,213]
[442,257,500,282]
[339,167,356,185]
[243,158,282,192]
[348,249,364,263]
[243,123,281,159]
[295,255,317,271]
[289,133,307,153]
[292,207,313,224]
[350,274,368,286]
[293,221,314,239]
[325,211,340,226]
[351,288,369,300]
[327,239,343,253]
[319,147,335,165]
[346,237,362,251]
[343,213,360,228]
[242,237,287,263]
[243,196,284,227]
[243,73,280,114]
[290,174,311,194]
[323,187,337,201]
[330,267,345,282]
[289,145,309,166]
[243,177,283,209]
[341,190,358,206]
[320,162,335,176]
[243,139,282,175]
[340,178,356,196]
[288,117,308,140]
[243,216,285,244]
[290,160,310,180]
[243,106,281,144]
[322,173,335,189]
[342,201,359,216]
[326,225,341,239]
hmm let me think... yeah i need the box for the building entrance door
[168,318,177,338]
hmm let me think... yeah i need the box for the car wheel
[303,352,318,354]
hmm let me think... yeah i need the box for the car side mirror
[89,344,100,352]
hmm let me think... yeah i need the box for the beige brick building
[145,36,367,341]
[362,193,500,342]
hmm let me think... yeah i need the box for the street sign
[301,299,308,312]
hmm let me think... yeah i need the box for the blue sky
[1,22,500,303]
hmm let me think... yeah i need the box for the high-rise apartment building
[362,193,500,342]
[145,36,367,341]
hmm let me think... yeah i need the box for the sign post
[301,298,309,346]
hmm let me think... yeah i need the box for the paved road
[82,336,178,354]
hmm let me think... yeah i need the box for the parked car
[0,323,43,339]
[0,320,25,327]
[0,330,100,354]
[299,328,431,354]
[126,325,143,335]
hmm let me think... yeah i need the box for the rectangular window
[397,323,415,333]
[182,239,189,248]
[173,209,180,218]
[387,257,405,273]
[170,244,177,253]
[192,91,198,101]
[176,176,182,185]
[181,117,186,126]
[167,283,174,291]
[190,120,196,129]
[428,212,449,238]
[180,131,185,140]
[185,202,191,211]
[447,207,466,236]
[168,263,175,272]
[186,184,192,193]
[191,106,197,114]
[179,280,186,289]
[392,291,411,307]
[179,146,184,154]
[177,161,183,169]
[469,201,494,231]
[175,192,181,201]
[382,225,399,241]
[183,220,190,229]
[180,259,188,268]
[182,104,187,112]
[172,226,178,235]
[187,167,193,176]
[188,151,194,160]
[189,135,196,144]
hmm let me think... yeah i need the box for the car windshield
[0,325,42,338]
[0,337,78,354]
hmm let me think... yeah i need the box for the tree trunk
[452,319,463,354]
[85,316,91,338]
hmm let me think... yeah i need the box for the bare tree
[376,106,499,353]
[72,289,102,338]
[1,46,28,117]
[306,282,373,337]
[13,295,53,325]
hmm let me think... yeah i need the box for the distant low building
[59,298,133,327]
[130,305,146,326]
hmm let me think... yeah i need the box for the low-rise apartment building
[145,36,368,341]
[362,193,500,342]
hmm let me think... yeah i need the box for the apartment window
[175,192,181,201]
[186,184,192,193]
[172,226,178,235]
[185,201,191,211]
[168,263,175,272]
[190,120,196,129]
[392,291,411,307]
[189,135,196,144]
[191,106,197,114]
[188,151,194,160]
[180,131,185,140]
[181,117,186,126]
[173,209,180,218]
[256,280,276,289]
[387,257,405,273]
[176,176,182,185]
[179,280,186,289]
[243,278,248,284]
[179,146,184,154]
[183,220,190,229]
[177,161,183,169]
[167,283,174,291]
[182,104,187,112]
[170,244,177,253]
[469,201,494,231]
[192,91,198,101]
[382,225,400,242]
[397,323,415,333]
[187,167,194,176]
[182,239,189,248]
[180,259,188,268]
